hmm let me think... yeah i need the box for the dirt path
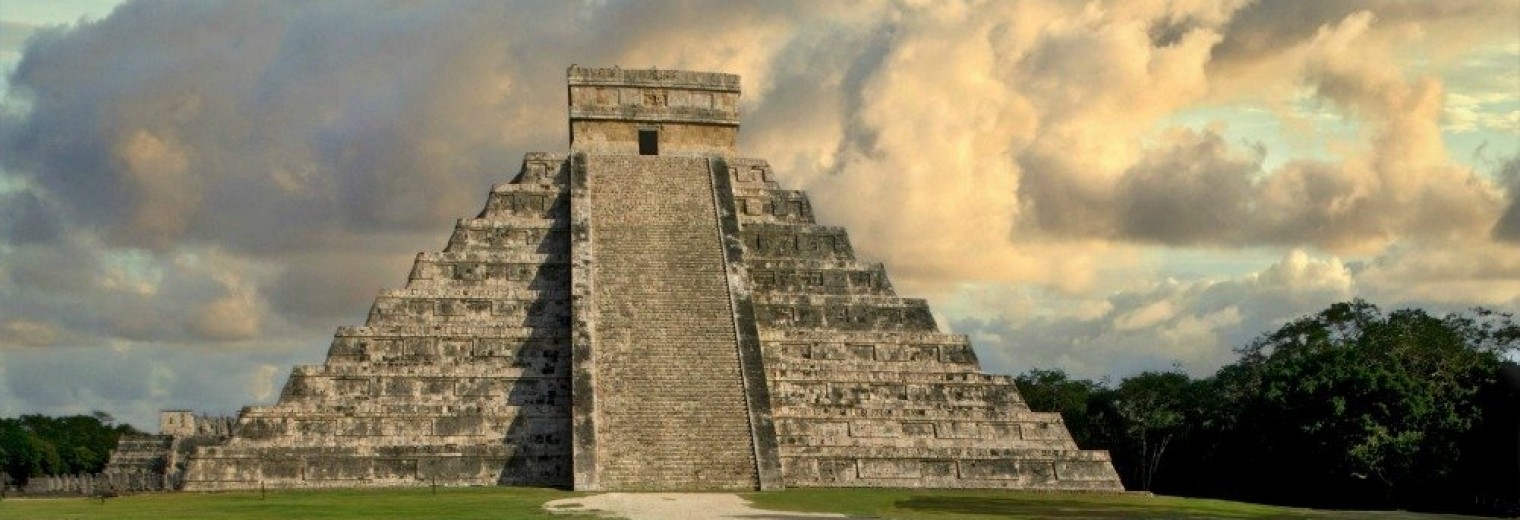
[543,492,848,519]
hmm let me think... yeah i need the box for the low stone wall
[17,471,169,496]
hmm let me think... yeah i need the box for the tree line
[2,300,1515,515]
[1017,300,1520,516]
[0,412,141,486]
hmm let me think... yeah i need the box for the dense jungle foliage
[0,412,141,486]
[1018,300,1520,516]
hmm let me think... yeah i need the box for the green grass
[742,488,1484,520]
[1,487,1486,519]
[0,486,589,520]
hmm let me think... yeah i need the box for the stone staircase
[573,154,765,490]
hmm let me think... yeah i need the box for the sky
[0,0,1517,431]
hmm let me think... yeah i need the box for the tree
[1219,300,1515,509]
[0,420,61,483]
[1014,369,1113,449]
[1016,369,1203,492]
[1111,371,1192,491]
[0,412,143,484]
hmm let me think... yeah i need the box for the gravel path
[543,492,848,519]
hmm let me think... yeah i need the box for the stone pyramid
[174,66,1122,492]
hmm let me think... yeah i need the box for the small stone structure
[120,66,1122,492]
[93,411,235,492]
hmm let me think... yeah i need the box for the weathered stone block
[858,458,922,479]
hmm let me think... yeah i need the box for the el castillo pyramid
[115,66,1122,492]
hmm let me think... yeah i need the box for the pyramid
[171,67,1123,492]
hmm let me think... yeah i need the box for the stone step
[759,329,972,344]
[452,216,565,229]
[746,258,887,271]
[740,223,855,261]
[770,370,1014,385]
[223,417,570,446]
[324,340,565,366]
[770,380,1025,409]
[488,182,567,194]
[779,445,1114,461]
[334,325,567,337]
[443,221,568,254]
[416,251,567,264]
[289,364,568,378]
[766,341,977,366]
[280,373,570,403]
[364,314,566,329]
[238,402,566,417]
[374,287,564,299]
[731,188,815,225]
[754,296,937,332]
[406,258,568,289]
[767,361,980,375]
[478,185,568,220]
[112,435,174,449]
[503,153,571,186]
[771,405,1056,422]
[774,417,1076,446]
[747,262,894,296]
[721,158,783,189]
[182,450,569,489]
[366,293,570,326]
[781,454,1123,490]
[755,294,929,306]
[776,435,1076,452]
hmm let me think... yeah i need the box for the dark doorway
[638,129,658,155]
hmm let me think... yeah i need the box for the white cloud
[0,0,1515,425]
[956,249,1358,379]
[1114,300,1177,331]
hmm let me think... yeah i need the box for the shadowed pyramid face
[120,67,1123,493]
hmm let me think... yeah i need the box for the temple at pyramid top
[567,66,741,156]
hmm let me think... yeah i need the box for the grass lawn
[0,487,1487,519]
[0,486,589,520]
[743,488,1485,520]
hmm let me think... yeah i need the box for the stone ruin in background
[108,66,1123,492]
[15,412,233,495]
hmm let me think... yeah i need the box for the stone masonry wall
[576,154,762,490]
[19,472,167,496]
[178,154,574,490]
[567,65,741,157]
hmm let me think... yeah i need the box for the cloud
[0,0,1516,429]
[0,237,283,348]
[0,189,62,244]
[0,343,314,428]
[0,21,38,58]
[1115,127,1261,244]
[264,244,419,328]
[1209,0,1516,74]
[1495,156,1520,242]
[0,319,64,347]
[1013,8,1507,253]
[956,249,1357,379]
